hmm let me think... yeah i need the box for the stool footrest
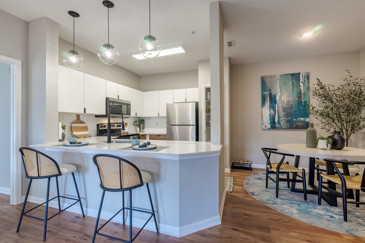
[23,195,81,221]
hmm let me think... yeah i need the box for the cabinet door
[186,88,199,102]
[143,91,159,117]
[58,65,85,113]
[173,89,186,102]
[105,81,119,99]
[158,90,173,116]
[118,84,130,101]
[136,90,143,117]
[130,88,143,117]
[84,74,106,115]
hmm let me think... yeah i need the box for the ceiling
[1,0,365,76]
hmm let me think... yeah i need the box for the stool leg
[146,183,159,233]
[129,189,133,243]
[286,173,290,188]
[356,190,360,208]
[276,171,279,198]
[302,169,307,201]
[56,176,61,212]
[265,167,269,188]
[16,179,32,232]
[122,191,125,225]
[43,177,51,241]
[92,190,105,243]
[71,172,85,217]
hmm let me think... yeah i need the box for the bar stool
[17,147,85,241]
[92,154,159,243]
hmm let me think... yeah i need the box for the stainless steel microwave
[105,97,131,117]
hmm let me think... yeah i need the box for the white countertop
[31,137,222,160]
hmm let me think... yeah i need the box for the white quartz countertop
[31,137,222,160]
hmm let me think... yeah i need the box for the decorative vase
[62,132,66,141]
[306,123,317,148]
[328,131,345,150]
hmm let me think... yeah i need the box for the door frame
[0,55,22,205]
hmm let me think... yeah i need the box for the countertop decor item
[139,0,160,59]
[61,11,83,69]
[327,131,345,150]
[131,136,140,146]
[306,123,317,148]
[317,137,332,150]
[97,0,119,65]
[71,114,88,138]
[63,142,89,147]
[132,144,157,150]
[311,70,365,146]
[61,124,66,141]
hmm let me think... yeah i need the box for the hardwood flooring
[0,169,364,242]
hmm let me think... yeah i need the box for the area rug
[244,173,365,238]
[225,176,234,192]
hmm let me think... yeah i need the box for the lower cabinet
[140,134,167,140]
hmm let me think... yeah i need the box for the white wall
[140,69,198,91]
[0,62,11,189]
[359,48,365,77]
[59,39,140,90]
[230,51,360,167]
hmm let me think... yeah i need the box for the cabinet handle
[84,108,86,113]
[135,112,137,116]
[118,95,119,99]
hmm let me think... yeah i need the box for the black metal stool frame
[92,154,159,243]
[262,148,307,200]
[17,147,85,241]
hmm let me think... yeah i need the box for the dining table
[277,144,365,206]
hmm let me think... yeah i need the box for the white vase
[317,139,330,150]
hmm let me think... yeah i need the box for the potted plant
[311,70,365,147]
[317,137,332,150]
[133,120,139,133]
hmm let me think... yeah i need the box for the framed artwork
[261,72,310,129]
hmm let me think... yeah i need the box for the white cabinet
[118,84,130,101]
[105,81,119,99]
[143,91,159,117]
[130,89,143,117]
[84,74,106,115]
[158,90,173,116]
[173,89,186,102]
[58,65,85,113]
[186,88,199,102]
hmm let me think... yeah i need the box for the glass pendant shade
[98,43,119,65]
[139,34,160,59]
[62,49,83,69]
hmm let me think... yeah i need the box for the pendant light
[62,11,83,69]
[139,0,160,59]
[98,0,120,65]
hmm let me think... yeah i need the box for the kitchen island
[30,137,222,237]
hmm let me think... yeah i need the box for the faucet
[107,105,125,143]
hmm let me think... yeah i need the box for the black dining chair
[318,159,365,221]
[262,147,307,200]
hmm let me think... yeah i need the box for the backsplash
[59,113,167,138]
[59,113,138,138]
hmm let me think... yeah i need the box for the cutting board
[71,114,88,138]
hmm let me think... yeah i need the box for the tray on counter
[132,144,157,150]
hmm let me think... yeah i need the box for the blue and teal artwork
[261,72,310,129]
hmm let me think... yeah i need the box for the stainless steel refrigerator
[166,102,199,141]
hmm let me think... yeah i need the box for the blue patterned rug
[244,173,365,238]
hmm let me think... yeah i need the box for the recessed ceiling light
[132,45,185,60]
[301,24,323,38]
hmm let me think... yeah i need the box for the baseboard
[224,168,231,173]
[220,188,226,219]
[252,164,266,169]
[0,186,10,195]
[24,195,219,237]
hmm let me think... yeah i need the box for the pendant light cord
[149,0,151,35]
[108,6,110,44]
[73,16,75,51]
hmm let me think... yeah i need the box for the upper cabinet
[84,74,106,115]
[173,89,186,102]
[58,65,85,113]
[130,88,143,117]
[158,90,174,116]
[105,80,119,99]
[143,91,159,117]
[173,88,199,102]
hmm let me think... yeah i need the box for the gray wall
[0,62,11,189]
[59,39,140,90]
[230,51,360,167]
[140,69,198,91]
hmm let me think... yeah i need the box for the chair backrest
[19,147,61,178]
[261,147,294,168]
[93,154,143,191]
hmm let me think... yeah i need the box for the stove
[97,123,124,137]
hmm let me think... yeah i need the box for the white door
[118,84,130,101]
[158,90,173,116]
[105,80,119,99]
[135,90,143,117]
[58,65,85,113]
[143,91,159,116]
[130,88,143,117]
[173,89,186,102]
[186,88,199,102]
[84,74,106,115]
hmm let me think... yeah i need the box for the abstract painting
[261,72,310,129]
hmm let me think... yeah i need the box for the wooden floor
[1,169,364,242]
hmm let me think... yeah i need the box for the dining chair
[318,159,365,221]
[315,159,359,181]
[262,148,307,200]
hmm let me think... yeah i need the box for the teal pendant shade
[139,0,160,59]
[306,123,317,148]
